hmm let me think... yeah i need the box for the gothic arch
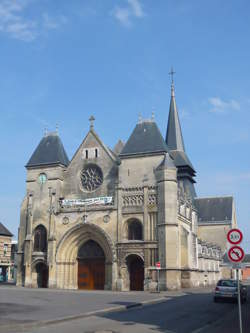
[33,224,47,252]
[56,222,116,264]
[123,218,143,241]
[55,221,116,289]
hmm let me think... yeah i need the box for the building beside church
[16,82,237,290]
[0,222,13,282]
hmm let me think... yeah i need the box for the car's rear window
[217,280,237,287]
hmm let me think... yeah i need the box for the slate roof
[165,86,195,172]
[222,253,250,264]
[113,140,124,156]
[120,120,169,156]
[26,133,69,168]
[170,150,195,172]
[243,254,250,263]
[165,85,185,151]
[0,222,13,237]
[195,196,233,224]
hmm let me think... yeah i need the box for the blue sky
[0,0,250,252]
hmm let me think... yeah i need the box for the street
[0,285,249,333]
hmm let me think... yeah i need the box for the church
[16,81,237,291]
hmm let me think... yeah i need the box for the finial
[152,107,155,121]
[89,115,95,129]
[44,127,48,137]
[169,66,176,97]
[56,123,59,135]
[138,113,142,124]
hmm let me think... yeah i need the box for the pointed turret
[165,78,196,199]
[166,84,185,152]
[26,132,69,168]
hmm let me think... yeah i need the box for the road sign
[156,262,161,269]
[228,245,245,263]
[227,229,243,245]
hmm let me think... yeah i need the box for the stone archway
[56,222,116,290]
[126,254,144,291]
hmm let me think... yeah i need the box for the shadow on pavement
[99,290,245,333]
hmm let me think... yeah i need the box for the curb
[1,297,167,332]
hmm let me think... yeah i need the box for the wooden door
[92,259,105,290]
[78,260,93,290]
[78,259,105,290]
[130,258,144,291]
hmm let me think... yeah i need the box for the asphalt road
[0,285,249,333]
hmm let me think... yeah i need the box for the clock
[38,173,47,184]
[80,164,103,192]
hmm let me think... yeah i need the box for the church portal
[77,240,105,290]
[127,255,144,291]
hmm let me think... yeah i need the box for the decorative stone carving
[122,193,144,207]
[62,216,69,225]
[103,215,110,223]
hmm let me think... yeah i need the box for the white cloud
[208,97,240,113]
[128,0,144,17]
[113,7,131,27]
[43,13,67,30]
[112,0,145,27]
[0,0,67,42]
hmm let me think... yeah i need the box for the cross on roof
[89,115,95,129]
[169,67,176,85]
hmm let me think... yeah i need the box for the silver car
[214,279,247,303]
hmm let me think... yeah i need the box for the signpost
[228,246,245,263]
[156,262,161,293]
[227,229,243,245]
[227,229,245,333]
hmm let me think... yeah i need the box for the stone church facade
[17,83,237,290]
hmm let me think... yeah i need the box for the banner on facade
[61,196,113,207]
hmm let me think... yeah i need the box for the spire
[165,68,185,152]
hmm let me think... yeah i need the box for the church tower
[16,131,69,288]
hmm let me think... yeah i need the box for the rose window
[80,164,103,191]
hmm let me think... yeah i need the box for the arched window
[128,220,143,240]
[34,225,47,252]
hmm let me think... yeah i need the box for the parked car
[214,279,247,303]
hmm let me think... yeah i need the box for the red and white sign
[227,229,243,245]
[156,262,161,269]
[228,246,245,263]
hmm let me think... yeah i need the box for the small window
[38,173,47,184]
[95,148,98,158]
[3,244,8,256]
[128,220,143,240]
[85,150,88,159]
[34,225,47,252]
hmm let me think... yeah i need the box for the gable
[62,129,118,198]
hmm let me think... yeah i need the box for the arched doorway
[78,240,105,290]
[36,262,48,288]
[127,255,144,291]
